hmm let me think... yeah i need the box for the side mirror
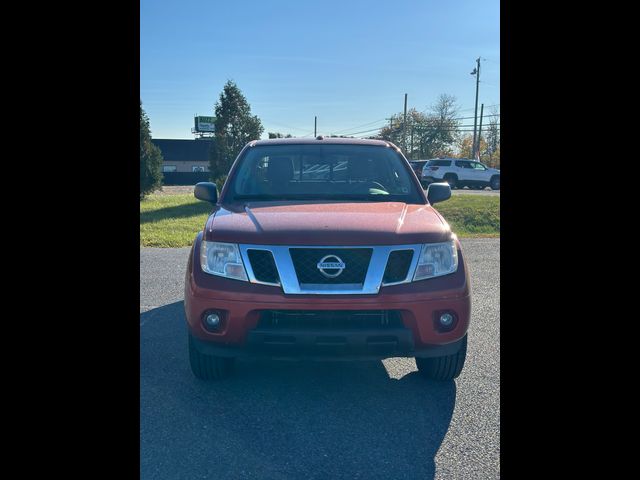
[194,182,218,204]
[426,182,451,204]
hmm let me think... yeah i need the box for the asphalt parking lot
[140,238,500,479]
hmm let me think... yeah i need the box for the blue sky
[140,0,499,140]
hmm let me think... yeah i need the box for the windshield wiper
[234,194,292,200]
[233,194,399,202]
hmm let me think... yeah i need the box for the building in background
[151,138,213,185]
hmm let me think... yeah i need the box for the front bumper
[190,330,467,360]
[422,174,445,182]
[184,234,471,359]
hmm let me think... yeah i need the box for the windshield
[227,144,424,203]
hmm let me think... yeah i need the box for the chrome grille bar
[239,244,423,295]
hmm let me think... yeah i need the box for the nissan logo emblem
[317,254,346,278]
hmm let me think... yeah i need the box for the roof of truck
[251,137,393,147]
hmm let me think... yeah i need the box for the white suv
[421,158,500,190]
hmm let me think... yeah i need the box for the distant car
[421,158,500,190]
[408,159,430,179]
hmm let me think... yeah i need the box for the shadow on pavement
[139,202,212,224]
[141,301,456,480]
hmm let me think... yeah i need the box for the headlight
[413,240,458,281]
[200,241,248,281]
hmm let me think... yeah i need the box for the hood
[205,201,451,245]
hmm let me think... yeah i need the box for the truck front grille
[289,248,372,285]
[239,243,426,295]
[382,249,414,284]
[247,249,279,284]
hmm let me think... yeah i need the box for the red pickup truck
[184,137,471,381]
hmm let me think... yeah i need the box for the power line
[342,124,500,138]
[353,130,498,140]
[412,104,499,119]
[295,125,494,139]
[455,113,499,121]
[262,119,312,133]
[262,109,500,139]
[339,127,389,136]
[330,118,388,135]
[457,103,500,113]
[382,113,499,128]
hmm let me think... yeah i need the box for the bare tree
[377,94,460,159]
[484,106,500,167]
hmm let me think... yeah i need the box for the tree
[377,94,460,159]
[456,134,486,159]
[485,145,500,169]
[140,100,163,200]
[377,108,424,155]
[210,81,264,181]
[455,134,499,168]
[484,107,500,168]
[268,132,293,138]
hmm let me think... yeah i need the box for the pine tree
[140,101,163,199]
[209,81,263,181]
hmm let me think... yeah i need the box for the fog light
[205,313,220,327]
[202,310,224,332]
[439,313,454,327]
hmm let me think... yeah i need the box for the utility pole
[384,117,394,142]
[314,116,317,137]
[471,57,481,158]
[403,93,408,151]
[476,103,484,160]
[410,125,414,159]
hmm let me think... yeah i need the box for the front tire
[490,176,500,190]
[415,335,467,380]
[188,333,235,380]
[443,174,458,189]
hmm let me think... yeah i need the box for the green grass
[140,193,500,247]
[434,195,500,237]
[140,194,212,247]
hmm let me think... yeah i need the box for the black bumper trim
[190,330,466,360]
